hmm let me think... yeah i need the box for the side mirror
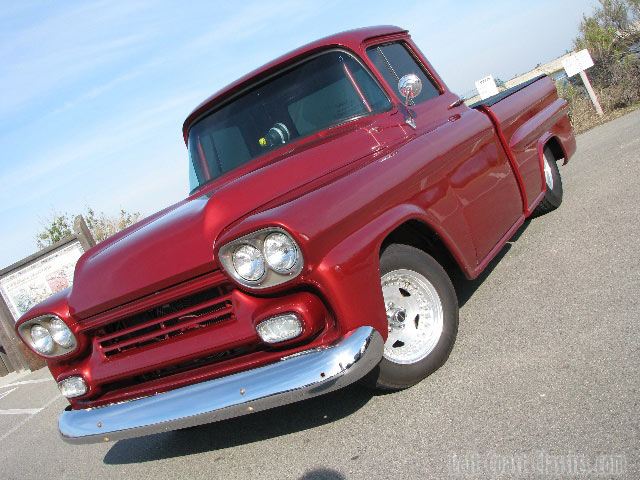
[397,74,422,106]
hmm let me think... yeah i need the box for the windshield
[187,50,390,192]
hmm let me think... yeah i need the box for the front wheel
[366,244,458,390]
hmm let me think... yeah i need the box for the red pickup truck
[16,26,575,444]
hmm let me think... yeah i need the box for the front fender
[307,203,472,340]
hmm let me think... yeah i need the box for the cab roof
[182,25,408,143]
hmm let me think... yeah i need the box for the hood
[68,124,380,319]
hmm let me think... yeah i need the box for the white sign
[0,241,84,321]
[562,49,595,77]
[475,75,500,100]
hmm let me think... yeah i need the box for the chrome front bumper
[59,326,383,444]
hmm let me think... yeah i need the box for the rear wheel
[533,147,563,216]
[367,244,458,390]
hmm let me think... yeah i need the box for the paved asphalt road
[1,110,638,479]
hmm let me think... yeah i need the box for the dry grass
[556,50,640,133]
[562,88,640,134]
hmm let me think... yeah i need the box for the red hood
[68,124,380,319]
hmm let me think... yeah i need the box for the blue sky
[0,0,593,268]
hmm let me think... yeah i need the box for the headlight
[17,315,78,358]
[232,244,266,281]
[263,232,297,272]
[218,227,303,288]
[30,324,54,355]
[49,317,74,348]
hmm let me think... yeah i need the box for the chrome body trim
[59,326,383,444]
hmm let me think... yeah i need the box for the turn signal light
[256,314,303,344]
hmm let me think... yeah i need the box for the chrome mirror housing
[398,74,422,105]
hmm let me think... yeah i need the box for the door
[367,41,523,262]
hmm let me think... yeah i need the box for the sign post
[561,49,603,116]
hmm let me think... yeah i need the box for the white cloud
[0,1,163,117]
[0,89,205,213]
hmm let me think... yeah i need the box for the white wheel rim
[544,154,554,190]
[381,269,444,364]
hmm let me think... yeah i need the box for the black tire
[364,244,458,390]
[533,147,563,216]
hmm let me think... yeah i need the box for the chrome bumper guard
[59,326,383,444]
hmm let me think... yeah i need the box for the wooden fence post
[0,299,29,373]
[74,215,96,250]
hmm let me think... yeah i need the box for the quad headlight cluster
[17,314,77,358]
[218,228,303,288]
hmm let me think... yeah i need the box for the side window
[367,43,440,105]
